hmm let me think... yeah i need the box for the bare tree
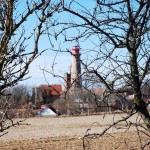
[11,85,31,106]
[45,0,150,148]
[0,0,60,136]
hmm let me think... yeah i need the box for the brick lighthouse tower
[70,42,82,91]
[64,43,82,115]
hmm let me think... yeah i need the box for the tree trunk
[134,94,150,131]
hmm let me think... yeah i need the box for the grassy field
[0,113,150,150]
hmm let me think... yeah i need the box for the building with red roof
[33,84,62,108]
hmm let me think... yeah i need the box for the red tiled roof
[91,88,104,95]
[39,84,62,96]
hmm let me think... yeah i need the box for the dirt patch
[0,132,150,150]
[0,114,149,150]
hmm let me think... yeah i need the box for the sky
[21,38,96,87]
[14,0,149,88]
[18,0,98,87]
[11,0,115,88]
[14,1,71,87]
[22,48,71,87]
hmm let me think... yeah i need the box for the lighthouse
[70,43,82,90]
[64,43,82,115]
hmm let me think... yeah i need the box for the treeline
[0,85,33,109]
